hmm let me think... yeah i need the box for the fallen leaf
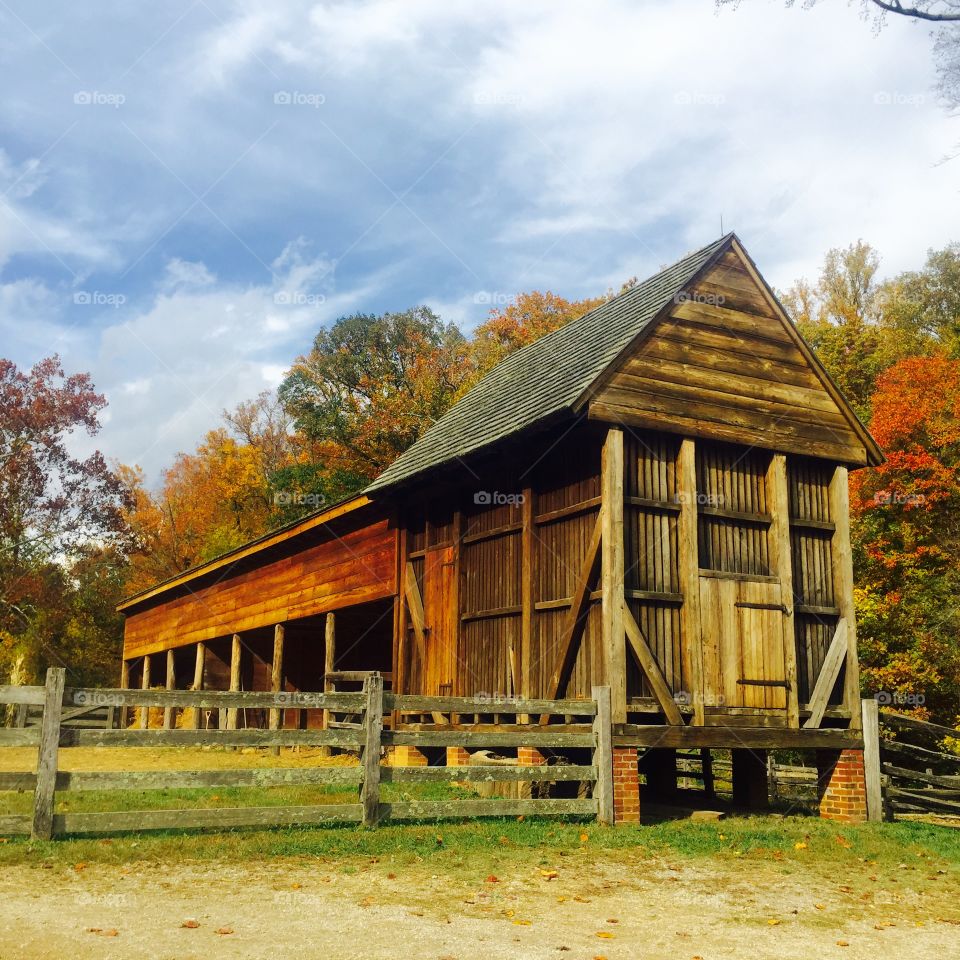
[540,870,559,880]
[815,904,825,911]
[517,815,525,822]
[767,919,781,926]
[291,883,302,890]
[835,835,852,849]
[579,833,589,843]
[595,932,614,939]
[74,863,88,872]
[181,920,200,929]
[574,896,591,903]
[513,920,531,926]
[794,842,808,851]
[486,875,499,883]
[216,927,234,936]
[836,940,849,947]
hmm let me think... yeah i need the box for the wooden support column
[768,453,800,727]
[677,438,705,725]
[320,613,336,757]
[191,642,205,730]
[830,466,861,728]
[227,634,242,731]
[163,649,176,730]
[119,660,130,729]
[270,623,285,754]
[601,428,627,724]
[31,667,65,840]
[394,527,408,700]
[520,486,534,718]
[732,749,769,810]
[139,653,151,730]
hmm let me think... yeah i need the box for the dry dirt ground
[2,850,958,960]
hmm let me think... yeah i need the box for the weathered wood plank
[861,697,883,822]
[592,685,614,825]
[677,438,705,725]
[386,695,596,716]
[60,728,364,748]
[380,764,595,784]
[0,729,40,746]
[803,619,847,729]
[768,453,799,726]
[382,798,596,821]
[53,803,364,835]
[361,674,383,827]
[404,561,429,671]
[48,766,363,792]
[601,428,627,723]
[623,602,684,725]
[0,815,31,836]
[0,771,36,791]
[62,688,365,711]
[880,710,960,741]
[384,730,594,748]
[32,667,66,840]
[614,724,863,750]
[0,686,46,707]
[830,466,861,724]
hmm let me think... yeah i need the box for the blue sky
[1,0,957,484]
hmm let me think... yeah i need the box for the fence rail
[0,669,610,840]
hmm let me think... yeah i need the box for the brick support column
[389,746,428,767]
[613,746,640,824]
[446,746,471,767]
[817,749,867,823]
[517,747,545,799]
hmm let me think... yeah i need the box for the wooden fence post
[861,697,883,822]
[361,673,384,827]
[31,667,65,841]
[140,654,151,730]
[119,659,130,728]
[163,649,176,730]
[227,634,242,731]
[592,685,614,826]
[191,642,205,730]
[269,624,285,756]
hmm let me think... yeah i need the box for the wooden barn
[118,234,883,822]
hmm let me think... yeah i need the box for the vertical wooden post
[861,697,883,822]
[361,672,384,827]
[270,623,285,754]
[227,634,242,731]
[830,466,862,728]
[601,428,626,724]
[119,659,130,729]
[320,613,336,756]
[592,685,614,826]
[139,653,151,730]
[768,454,800,727]
[520,486,535,718]
[31,667,65,841]
[191,642,205,730]
[163,649,176,730]
[677,438,705,725]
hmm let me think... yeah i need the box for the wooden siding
[587,249,870,465]
[123,518,397,658]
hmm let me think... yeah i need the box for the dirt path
[1,852,956,960]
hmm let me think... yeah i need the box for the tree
[849,355,960,721]
[279,308,471,499]
[467,290,607,384]
[0,356,127,684]
[783,241,935,419]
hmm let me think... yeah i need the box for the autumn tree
[849,355,960,721]
[0,356,127,685]
[467,290,607,385]
[279,308,471,501]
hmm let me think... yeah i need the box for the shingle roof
[366,233,734,493]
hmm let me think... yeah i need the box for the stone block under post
[389,746,428,767]
[446,746,471,767]
[816,749,868,823]
[613,746,640,824]
[732,749,769,810]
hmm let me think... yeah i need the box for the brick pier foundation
[816,749,868,823]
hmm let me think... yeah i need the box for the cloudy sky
[1,0,956,484]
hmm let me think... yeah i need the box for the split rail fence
[0,669,611,840]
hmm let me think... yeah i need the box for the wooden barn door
[699,577,788,710]
[422,545,457,695]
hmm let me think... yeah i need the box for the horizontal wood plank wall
[622,432,684,709]
[124,517,397,658]
[587,252,869,466]
[787,457,840,704]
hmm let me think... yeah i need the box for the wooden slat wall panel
[696,442,771,576]
[588,256,869,465]
[788,457,840,704]
[622,432,684,703]
[123,518,397,658]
